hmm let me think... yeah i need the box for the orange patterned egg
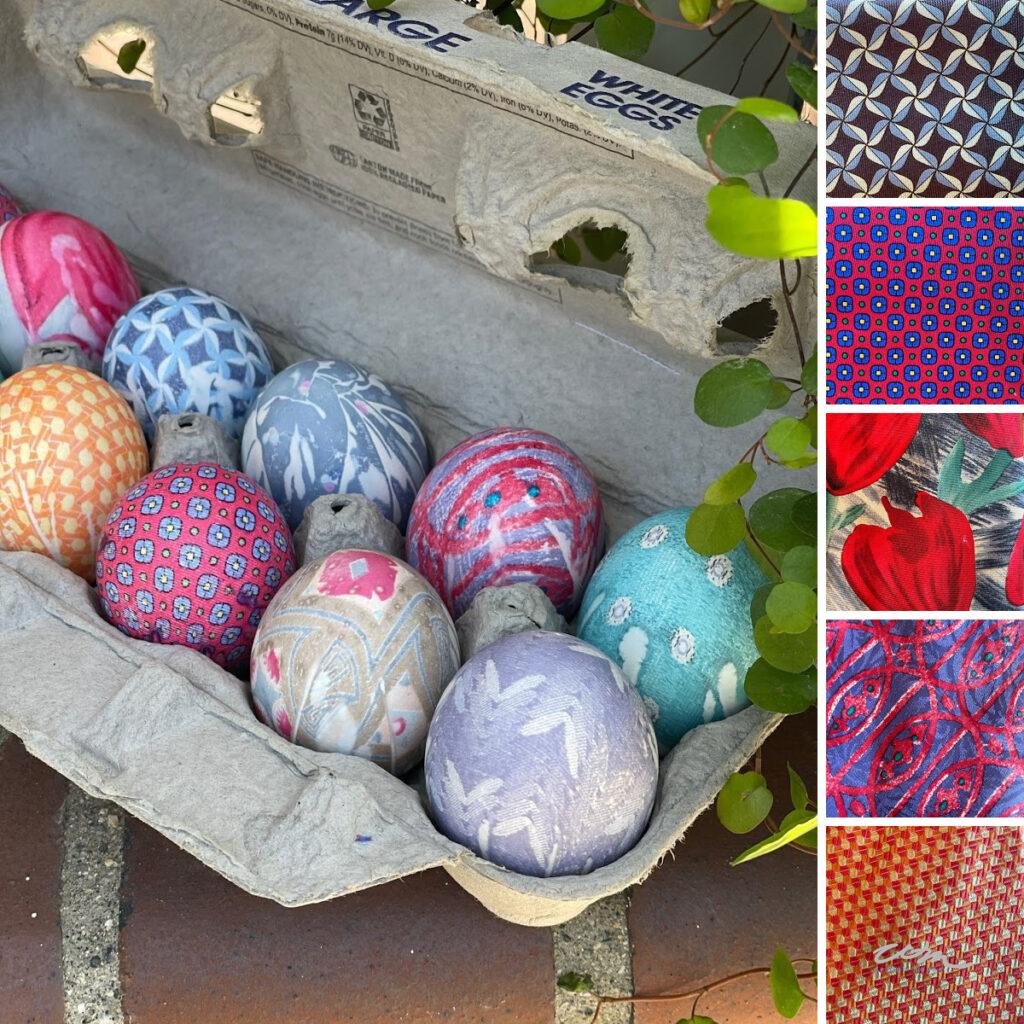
[0,365,148,580]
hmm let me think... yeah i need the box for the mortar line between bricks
[553,894,635,1024]
[60,786,126,1024]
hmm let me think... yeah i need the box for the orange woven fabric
[828,826,1024,1022]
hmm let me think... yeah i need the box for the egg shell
[102,287,274,442]
[425,630,658,877]
[0,364,148,581]
[95,463,295,671]
[0,211,140,376]
[250,548,460,775]
[405,428,604,618]
[241,359,429,532]
[576,508,766,750]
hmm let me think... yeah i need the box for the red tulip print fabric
[827,827,1024,1022]
[827,412,1024,610]
[826,620,1024,818]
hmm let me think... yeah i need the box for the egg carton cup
[0,550,779,926]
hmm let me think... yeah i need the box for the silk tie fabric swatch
[825,0,1024,197]
[827,826,1024,1022]
[827,411,1024,610]
[826,206,1024,403]
[826,620,1024,816]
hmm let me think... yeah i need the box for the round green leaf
[786,62,817,109]
[536,0,605,17]
[553,235,581,265]
[685,502,746,556]
[678,0,712,23]
[716,771,773,834]
[791,4,818,28]
[754,616,816,673]
[781,545,816,587]
[734,97,799,122]
[694,357,775,427]
[749,488,815,552]
[770,947,805,1019]
[676,1018,720,1024]
[788,764,809,811]
[745,536,783,582]
[706,182,817,260]
[595,4,655,60]
[696,104,733,153]
[766,379,792,409]
[765,416,812,461]
[704,462,757,505]
[802,407,817,449]
[706,110,779,175]
[116,38,147,74]
[744,660,815,713]
[765,581,816,633]
[792,492,816,538]
[750,582,775,629]
[755,0,807,12]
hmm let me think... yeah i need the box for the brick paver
[0,738,67,1024]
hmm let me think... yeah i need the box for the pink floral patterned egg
[95,463,295,671]
[0,210,140,377]
[251,549,460,775]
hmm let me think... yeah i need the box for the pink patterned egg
[405,428,604,617]
[0,210,140,377]
[95,463,295,671]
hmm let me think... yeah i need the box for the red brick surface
[628,711,818,1024]
[0,739,67,1024]
[120,822,555,1024]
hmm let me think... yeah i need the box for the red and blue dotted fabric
[826,207,1024,404]
[826,620,1024,817]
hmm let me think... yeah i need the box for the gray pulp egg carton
[0,0,810,924]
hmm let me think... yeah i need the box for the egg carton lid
[0,550,779,926]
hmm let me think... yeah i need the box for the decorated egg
[0,211,140,376]
[425,630,658,877]
[250,549,460,775]
[576,508,766,750]
[0,184,20,224]
[0,365,148,580]
[241,359,429,532]
[405,428,604,618]
[95,463,295,671]
[102,287,275,443]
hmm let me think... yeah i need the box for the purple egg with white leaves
[425,630,658,877]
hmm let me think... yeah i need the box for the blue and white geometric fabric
[826,0,1024,197]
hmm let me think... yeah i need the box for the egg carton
[0,551,778,926]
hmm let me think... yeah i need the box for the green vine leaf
[686,502,747,555]
[716,771,773,834]
[675,1017,720,1024]
[557,971,595,993]
[754,616,815,673]
[706,182,817,260]
[749,488,815,552]
[536,0,605,17]
[753,0,808,12]
[744,660,815,713]
[730,811,817,866]
[694,357,775,427]
[790,4,818,27]
[765,416,812,461]
[699,109,779,175]
[582,225,628,262]
[800,346,817,395]
[704,463,757,505]
[749,583,774,629]
[734,97,799,123]
[780,545,815,587]
[770,947,806,1019]
[553,235,582,265]
[766,379,792,409]
[786,62,817,109]
[116,39,147,74]
[788,764,809,812]
[595,3,656,58]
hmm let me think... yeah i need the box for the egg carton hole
[714,297,779,356]
[528,220,631,293]
[78,26,155,91]
[208,84,265,145]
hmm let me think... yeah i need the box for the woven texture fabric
[826,0,1024,198]
[826,620,1024,816]
[828,826,1024,1021]
[826,206,1024,404]
[827,412,1024,611]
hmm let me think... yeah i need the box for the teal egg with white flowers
[576,508,765,750]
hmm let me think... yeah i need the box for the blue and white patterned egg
[576,508,766,750]
[241,359,430,532]
[102,287,274,442]
[425,630,659,877]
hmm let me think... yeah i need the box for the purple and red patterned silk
[827,619,1024,817]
